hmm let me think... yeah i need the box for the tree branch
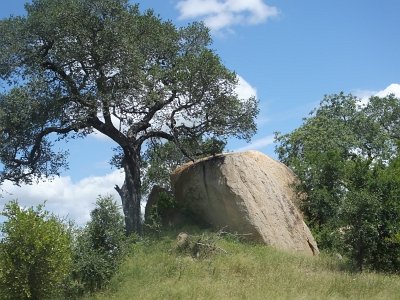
[42,61,80,96]
[88,115,129,147]
[128,90,178,138]
[10,125,82,166]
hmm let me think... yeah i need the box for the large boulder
[171,150,319,256]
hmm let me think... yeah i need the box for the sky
[0,0,399,225]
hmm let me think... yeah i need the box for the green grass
[86,232,400,300]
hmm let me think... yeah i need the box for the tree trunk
[115,148,142,235]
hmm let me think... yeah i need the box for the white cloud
[375,83,400,98]
[235,75,257,99]
[235,135,274,152]
[235,75,270,126]
[176,0,279,32]
[353,89,376,102]
[354,83,400,106]
[0,170,125,226]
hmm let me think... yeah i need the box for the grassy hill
[86,231,400,300]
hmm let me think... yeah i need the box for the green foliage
[334,154,400,273]
[141,141,189,194]
[0,201,72,300]
[339,156,400,272]
[0,0,258,234]
[341,189,381,271]
[146,191,179,225]
[143,213,163,238]
[86,195,126,258]
[144,191,191,237]
[275,92,400,272]
[368,153,400,272]
[153,192,178,215]
[64,196,127,297]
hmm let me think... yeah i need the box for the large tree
[275,93,398,229]
[0,0,258,234]
[275,93,400,271]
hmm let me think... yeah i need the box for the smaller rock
[145,186,193,228]
[144,185,171,222]
[176,232,190,251]
[145,186,181,226]
[335,253,343,260]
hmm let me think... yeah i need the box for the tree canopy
[0,0,258,234]
[275,93,400,272]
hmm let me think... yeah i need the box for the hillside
[86,232,400,300]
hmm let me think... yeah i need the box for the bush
[0,201,72,300]
[64,195,127,297]
[145,190,178,234]
[341,190,380,271]
[338,156,400,273]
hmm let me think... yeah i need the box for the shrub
[0,201,72,300]
[341,190,380,271]
[145,190,177,234]
[64,195,127,297]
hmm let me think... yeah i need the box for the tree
[339,154,400,272]
[275,93,361,230]
[340,169,381,271]
[275,93,397,229]
[66,195,126,296]
[275,92,400,271]
[0,201,72,299]
[0,0,258,234]
[366,147,400,272]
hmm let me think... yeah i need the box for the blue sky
[1,0,399,224]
